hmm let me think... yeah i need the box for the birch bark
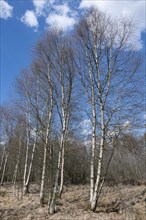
[1,152,8,186]
[40,67,53,205]
[48,65,69,213]
[89,66,96,202]
[0,144,6,174]
[13,132,22,195]
[23,94,30,195]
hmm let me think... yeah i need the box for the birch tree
[31,30,74,210]
[46,31,75,214]
[39,66,54,206]
[32,34,57,205]
[24,66,41,196]
[16,69,40,195]
[12,121,23,195]
[0,106,15,186]
[75,8,142,211]
[23,90,31,194]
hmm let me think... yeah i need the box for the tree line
[0,8,145,214]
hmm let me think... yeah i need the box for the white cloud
[46,3,76,31]
[32,0,48,16]
[46,13,75,31]
[79,0,146,50]
[53,4,70,15]
[21,10,39,31]
[0,141,6,146]
[80,119,91,135]
[0,0,13,19]
[123,120,131,129]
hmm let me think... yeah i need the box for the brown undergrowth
[0,184,145,220]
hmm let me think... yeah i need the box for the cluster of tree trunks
[0,8,143,215]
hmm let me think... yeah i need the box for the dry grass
[0,184,145,220]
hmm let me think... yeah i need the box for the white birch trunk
[48,144,53,206]
[39,129,49,205]
[0,145,6,174]
[59,71,72,198]
[89,67,96,202]
[91,137,104,211]
[48,41,73,213]
[48,126,65,214]
[84,48,97,203]
[13,133,22,195]
[0,153,8,186]
[23,95,30,195]
[25,133,37,187]
[59,113,69,197]
[48,68,67,213]
[90,43,105,210]
[40,67,53,205]
[25,73,40,193]
[91,105,105,211]
[58,71,66,198]
[59,141,65,197]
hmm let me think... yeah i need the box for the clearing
[0,184,145,220]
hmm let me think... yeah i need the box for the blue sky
[0,0,146,104]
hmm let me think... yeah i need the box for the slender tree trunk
[49,123,66,213]
[91,106,105,211]
[48,67,68,213]
[0,145,6,174]
[58,72,66,199]
[48,39,74,213]
[13,133,22,195]
[89,66,96,202]
[48,144,53,206]
[59,75,72,198]
[90,49,105,210]
[59,114,69,198]
[1,153,8,186]
[91,137,104,211]
[25,132,37,189]
[25,73,40,193]
[23,147,29,195]
[40,67,53,206]
[40,140,47,206]
[59,143,65,198]
[23,96,30,195]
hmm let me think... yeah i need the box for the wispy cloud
[46,13,75,31]
[0,0,13,19]
[21,10,39,31]
[80,119,91,135]
[46,3,76,31]
[21,0,49,31]
[32,0,47,16]
[21,0,56,31]
[19,0,145,43]
[53,4,70,15]
[79,0,146,50]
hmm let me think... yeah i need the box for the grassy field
[0,184,145,220]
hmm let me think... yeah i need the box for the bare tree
[0,8,143,216]
[20,70,32,195]
[46,31,75,214]
[75,8,142,211]
[15,69,40,195]
[39,66,54,206]
[0,106,15,186]
[12,121,23,195]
